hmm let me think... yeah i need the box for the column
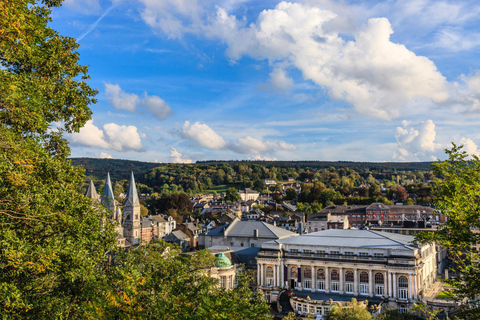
[384,271,388,297]
[311,265,315,291]
[369,269,373,296]
[409,274,413,300]
[257,263,260,286]
[414,273,418,300]
[280,261,284,288]
[297,264,301,290]
[388,272,392,297]
[392,272,396,298]
[260,263,264,286]
[339,267,344,294]
[325,266,330,293]
[354,268,358,295]
[273,264,276,287]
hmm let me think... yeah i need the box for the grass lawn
[202,183,242,194]
[436,291,454,299]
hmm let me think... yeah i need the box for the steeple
[85,180,100,201]
[102,172,116,213]
[124,171,139,208]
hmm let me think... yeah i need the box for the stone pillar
[354,268,358,295]
[273,264,276,287]
[311,265,315,291]
[392,272,396,298]
[384,271,388,297]
[257,263,260,286]
[409,274,413,300]
[325,266,330,293]
[260,263,264,286]
[388,272,392,297]
[414,273,418,300]
[280,261,284,288]
[369,269,373,296]
[339,267,344,294]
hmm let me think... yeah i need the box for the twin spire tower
[86,172,141,246]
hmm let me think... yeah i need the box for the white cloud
[393,119,441,160]
[141,1,449,119]
[142,94,173,120]
[236,136,296,154]
[170,147,193,163]
[432,27,480,52]
[104,83,173,120]
[249,154,278,161]
[99,152,113,159]
[269,68,294,92]
[70,120,144,152]
[459,137,480,157]
[105,83,140,112]
[181,121,228,149]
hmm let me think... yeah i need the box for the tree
[416,144,480,319]
[225,187,241,202]
[324,298,372,320]
[253,179,267,193]
[0,0,116,317]
[285,187,298,201]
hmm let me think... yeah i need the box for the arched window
[266,266,274,277]
[331,270,339,281]
[291,267,298,278]
[398,276,408,288]
[375,273,384,284]
[317,269,325,280]
[398,276,408,299]
[345,271,354,282]
[360,272,368,283]
[304,268,312,279]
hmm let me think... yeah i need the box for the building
[265,179,276,186]
[149,214,176,239]
[164,230,191,252]
[238,188,260,201]
[201,218,297,249]
[256,229,437,314]
[307,212,349,232]
[208,250,241,290]
[122,172,141,245]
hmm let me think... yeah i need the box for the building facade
[256,229,437,313]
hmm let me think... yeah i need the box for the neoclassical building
[256,229,437,314]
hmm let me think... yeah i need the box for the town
[84,169,457,319]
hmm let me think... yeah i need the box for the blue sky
[52,0,480,163]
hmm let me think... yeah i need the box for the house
[238,188,260,201]
[149,214,176,239]
[257,229,438,315]
[164,230,191,252]
[307,213,349,232]
[265,179,276,186]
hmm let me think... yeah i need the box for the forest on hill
[74,158,439,209]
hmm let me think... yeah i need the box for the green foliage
[376,308,421,320]
[324,299,372,320]
[416,143,480,319]
[225,187,241,202]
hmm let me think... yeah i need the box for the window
[374,253,384,259]
[230,242,234,246]
[304,268,312,279]
[330,251,340,256]
[360,272,369,295]
[227,276,232,288]
[317,269,325,279]
[240,243,244,247]
[399,305,408,314]
[331,281,339,292]
[291,249,299,253]
[221,276,226,288]
[398,276,408,300]
[266,266,274,277]
[331,270,339,281]
[345,271,354,294]
[317,250,325,257]
[344,252,354,256]
[375,273,385,296]
[303,305,307,312]
[317,280,325,291]
[304,279,311,289]
[251,243,255,247]
[309,306,315,314]
[304,249,312,253]
[316,308,322,315]
[359,252,369,257]
[331,270,339,292]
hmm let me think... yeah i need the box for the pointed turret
[124,171,139,207]
[102,172,116,213]
[85,180,101,201]
[122,171,141,245]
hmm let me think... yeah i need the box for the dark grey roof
[149,215,167,223]
[85,180,100,201]
[124,172,139,207]
[165,230,189,242]
[206,220,296,239]
[102,172,115,206]
[272,229,417,250]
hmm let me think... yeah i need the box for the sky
[51,0,480,163]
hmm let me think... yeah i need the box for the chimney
[254,229,259,238]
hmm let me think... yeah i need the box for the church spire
[124,171,139,207]
[85,180,100,201]
[102,172,116,213]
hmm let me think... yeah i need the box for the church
[85,172,142,247]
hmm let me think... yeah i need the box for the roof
[124,172,139,207]
[207,219,296,239]
[319,205,367,215]
[102,172,115,206]
[149,215,167,223]
[165,230,189,242]
[85,180,101,201]
[270,229,417,251]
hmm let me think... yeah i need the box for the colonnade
[258,261,419,300]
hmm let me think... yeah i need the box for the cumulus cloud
[268,68,294,92]
[170,147,193,163]
[181,121,228,149]
[139,1,450,119]
[70,120,144,152]
[179,121,296,156]
[393,119,441,160]
[104,83,173,120]
[99,152,113,159]
[459,137,480,157]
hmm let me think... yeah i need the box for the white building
[257,229,437,315]
[238,188,260,201]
